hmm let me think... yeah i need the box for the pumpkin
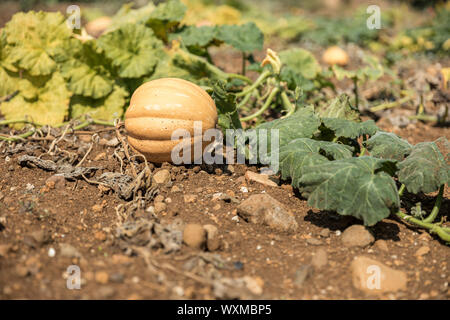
[125,78,218,164]
[85,16,112,37]
[322,46,349,66]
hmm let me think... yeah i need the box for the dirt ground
[0,0,449,301]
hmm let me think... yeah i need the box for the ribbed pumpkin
[322,46,349,66]
[125,78,218,163]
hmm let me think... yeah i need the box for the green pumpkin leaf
[108,2,156,31]
[277,138,354,187]
[321,118,378,139]
[216,22,264,52]
[0,72,70,127]
[169,25,219,47]
[255,108,321,152]
[299,157,400,226]
[398,137,449,194]
[147,0,187,41]
[279,48,321,79]
[70,85,128,121]
[56,39,114,99]
[4,11,71,76]
[211,82,242,131]
[364,131,412,161]
[98,24,163,78]
[316,94,360,121]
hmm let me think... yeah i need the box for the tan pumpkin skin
[125,78,218,163]
[322,46,349,66]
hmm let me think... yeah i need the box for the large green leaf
[211,82,242,131]
[169,25,219,47]
[277,138,354,187]
[216,22,264,52]
[147,0,187,41]
[4,11,71,76]
[0,72,71,126]
[98,24,163,78]
[279,48,321,79]
[298,157,400,226]
[0,30,18,97]
[398,137,449,194]
[255,108,321,152]
[56,39,114,99]
[316,94,360,121]
[364,131,412,161]
[108,2,156,31]
[70,85,128,121]
[321,118,378,139]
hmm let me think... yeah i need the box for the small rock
[374,240,389,252]
[184,194,198,203]
[0,244,11,257]
[45,175,66,189]
[234,261,244,270]
[59,243,82,258]
[95,271,109,284]
[306,238,322,246]
[183,224,206,250]
[152,169,171,185]
[170,185,182,193]
[48,248,56,258]
[418,232,432,241]
[351,256,407,294]
[415,246,430,257]
[193,166,201,173]
[94,231,106,241]
[244,276,264,296]
[154,202,167,214]
[244,171,278,187]
[237,194,298,233]
[311,249,328,269]
[154,195,164,203]
[319,228,330,238]
[111,254,133,265]
[294,265,313,287]
[92,204,104,213]
[341,225,375,248]
[203,224,220,251]
[16,265,29,277]
[110,273,125,283]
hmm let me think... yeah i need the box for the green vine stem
[241,87,279,122]
[352,76,359,109]
[280,91,295,118]
[395,210,450,242]
[370,95,414,112]
[236,70,271,97]
[422,184,445,224]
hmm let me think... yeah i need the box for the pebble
[240,186,248,193]
[203,224,220,251]
[374,239,389,252]
[154,195,164,203]
[45,175,66,190]
[154,202,167,214]
[184,194,198,203]
[306,238,322,246]
[244,171,277,187]
[237,194,298,233]
[415,246,430,257]
[152,169,171,185]
[311,248,328,269]
[95,271,109,284]
[341,225,375,248]
[170,185,182,193]
[94,231,106,241]
[48,248,56,258]
[319,228,330,238]
[183,224,206,250]
[294,265,313,288]
[244,276,264,296]
[59,243,82,258]
[110,272,125,283]
[97,286,115,299]
[0,244,11,257]
[351,256,407,294]
[94,152,107,161]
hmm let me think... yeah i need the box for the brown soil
[0,118,448,300]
